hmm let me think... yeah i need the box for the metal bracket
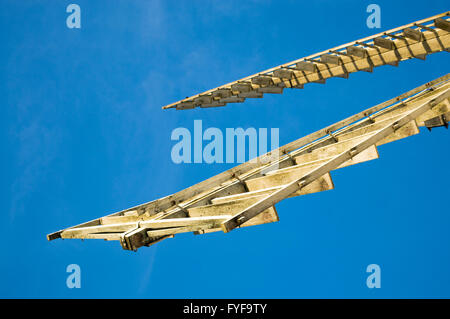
[348,147,358,159]
[327,131,339,142]
[120,223,147,251]
[425,112,450,131]
[392,121,400,131]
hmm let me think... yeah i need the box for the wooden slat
[295,61,317,72]
[211,187,280,204]
[245,170,334,197]
[416,99,450,126]
[200,102,226,108]
[404,28,423,41]
[189,193,279,229]
[231,82,252,92]
[320,54,342,65]
[273,69,294,79]
[337,119,419,145]
[238,91,263,98]
[194,95,213,104]
[217,96,245,103]
[252,76,273,86]
[212,88,232,98]
[347,46,368,58]
[101,215,143,225]
[374,37,395,49]
[197,206,279,234]
[189,196,267,217]
[424,111,450,128]
[435,18,450,32]
[257,86,284,94]
[294,145,379,170]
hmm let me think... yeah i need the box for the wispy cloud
[138,246,158,294]
[9,104,62,223]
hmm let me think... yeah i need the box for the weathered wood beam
[146,224,219,238]
[294,145,379,170]
[435,18,450,32]
[424,111,450,129]
[403,28,423,41]
[257,86,284,94]
[245,171,334,197]
[273,69,294,79]
[60,216,231,239]
[320,54,343,65]
[238,91,263,98]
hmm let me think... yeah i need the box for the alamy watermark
[171,120,279,167]
[66,4,81,29]
[366,263,381,288]
[366,4,381,29]
[66,264,81,289]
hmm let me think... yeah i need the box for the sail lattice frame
[162,12,450,110]
[48,74,450,251]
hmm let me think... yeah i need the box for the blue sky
[1,0,449,298]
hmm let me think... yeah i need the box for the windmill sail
[48,74,450,251]
[162,12,450,111]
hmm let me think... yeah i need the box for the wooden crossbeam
[374,37,396,49]
[273,69,294,79]
[435,18,450,32]
[60,215,231,239]
[404,28,423,41]
[295,61,318,72]
[424,111,450,129]
[294,145,379,170]
[320,54,342,65]
[346,46,368,58]
[258,86,284,94]
[245,171,334,197]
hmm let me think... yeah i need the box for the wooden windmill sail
[48,12,450,251]
[47,73,450,251]
[162,12,450,110]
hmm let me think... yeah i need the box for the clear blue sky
[1,0,449,298]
